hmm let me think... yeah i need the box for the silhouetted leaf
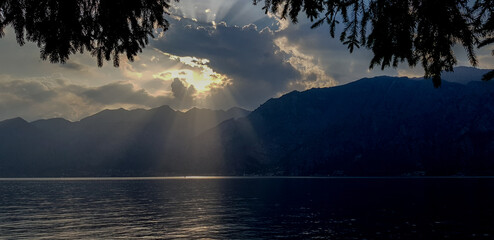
[482,70,494,80]
[256,0,493,87]
[0,0,174,67]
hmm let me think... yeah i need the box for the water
[1,177,494,239]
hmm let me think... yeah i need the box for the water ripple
[1,178,494,239]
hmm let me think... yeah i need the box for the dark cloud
[171,78,186,98]
[152,18,301,109]
[0,78,197,121]
[142,78,170,90]
[0,79,58,102]
[82,82,167,106]
[58,62,87,71]
[81,80,197,110]
[0,78,95,121]
[171,78,196,108]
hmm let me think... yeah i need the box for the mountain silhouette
[0,106,250,177]
[440,66,492,85]
[1,67,493,177]
[186,68,494,176]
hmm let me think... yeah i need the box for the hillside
[0,106,250,177]
[187,75,494,175]
[1,68,493,176]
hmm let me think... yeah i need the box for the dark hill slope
[0,106,250,177]
[189,76,494,175]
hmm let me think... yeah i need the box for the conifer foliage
[254,0,494,86]
[0,0,172,67]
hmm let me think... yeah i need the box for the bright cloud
[154,50,232,95]
[274,36,336,90]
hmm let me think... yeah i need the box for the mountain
[186,73,494,176]
[1,67,493,177]
[0,106,250,177]
[440,66,491,84]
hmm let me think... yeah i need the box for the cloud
[82,81,168,106]
[169,0,273,30]
[58,61,87,71]
[142,78,170,90]
[271,16,492,83]
[0,77,96,121]
[171,78,190,98]
[274,36,336,90]
[171,78,196,107]
[153,50,232,93]
[0,76,199,121]
[152,18,306,109]
[0,79,58,102]
[272,18,401,84]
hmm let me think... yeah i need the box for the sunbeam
[171,0,268,27]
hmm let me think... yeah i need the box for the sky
[0,0,493,121]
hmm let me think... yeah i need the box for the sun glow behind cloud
[152,49,232,98]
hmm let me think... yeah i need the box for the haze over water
[1,177,494,239]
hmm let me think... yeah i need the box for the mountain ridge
[1,67,493,177]
[0,105,251,177]
[185,74,494,175]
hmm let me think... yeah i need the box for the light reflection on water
[1,177,494,239]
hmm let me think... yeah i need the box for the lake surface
[1,177,494,239]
